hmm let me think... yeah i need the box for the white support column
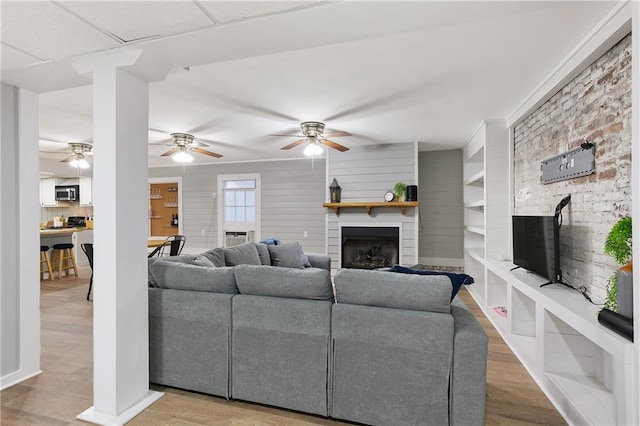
[73,51,163,425]
[0,84,41,389]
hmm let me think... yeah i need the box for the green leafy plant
[394,182,407,201]
[604,216,632,311]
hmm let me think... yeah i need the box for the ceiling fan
[41,142,94,169]
[155,133,223,163]
[270,121,351,156]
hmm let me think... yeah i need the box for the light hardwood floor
[1,268,566,425]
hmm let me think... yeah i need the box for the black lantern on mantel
[329,178,342,203]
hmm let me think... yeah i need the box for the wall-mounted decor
[540,143,595,184]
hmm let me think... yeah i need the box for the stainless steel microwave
[55,185,79,201]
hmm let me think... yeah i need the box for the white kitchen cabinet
[79,177,93,206]
[40,178,58,207]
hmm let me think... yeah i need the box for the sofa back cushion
[150,260,238,294]
[234,264,333,300]
[148,254,197,287]
[334,268,450,313]
[223,242,262,266]
[387,265,473,301]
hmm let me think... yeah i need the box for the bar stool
[52,243,79,279]
[40,245,54,281]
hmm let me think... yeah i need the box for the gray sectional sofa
[148,242,488,425]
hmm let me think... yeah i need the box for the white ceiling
[0,1,621,177]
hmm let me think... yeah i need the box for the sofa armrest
[306,254,331,271]
[449,299,488,426]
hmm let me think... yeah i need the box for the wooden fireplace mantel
[322,201,419,216]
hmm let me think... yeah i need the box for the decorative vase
[616,262,633,320]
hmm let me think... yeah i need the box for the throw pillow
[255,242,271,265]
[387,265,474,300]
[268,242,310,269]
[223,242,261,266]
[193,254,215,267]
[201,247,225,267]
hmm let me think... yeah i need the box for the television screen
[512,216,560,283]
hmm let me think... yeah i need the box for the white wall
[149,158,326,254]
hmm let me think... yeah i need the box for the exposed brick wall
[513,33,631,300]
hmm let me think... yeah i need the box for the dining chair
[81,243,94,301]
[158,235,186,257]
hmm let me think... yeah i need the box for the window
[218,174,260,246]
[223,179,255,223]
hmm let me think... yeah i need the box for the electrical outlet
[201,229,206,236]
[303,231,308,238]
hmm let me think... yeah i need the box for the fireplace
[341,226,400,269]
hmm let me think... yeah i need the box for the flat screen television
[512,216,561,284]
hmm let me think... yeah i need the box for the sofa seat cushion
[223,242,262,266]
[387,265,474,300]
[267,242,311,269]
[150,260,238,294]
[334,268,450,313]
[234,264,333,300]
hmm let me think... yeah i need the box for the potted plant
[394,182,407,202]
[604,216,632,319]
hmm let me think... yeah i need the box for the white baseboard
[0,369,41,391]
[76,390,164,425]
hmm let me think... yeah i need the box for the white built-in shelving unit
[462,120,636,425]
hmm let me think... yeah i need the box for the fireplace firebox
[341,226,399,269]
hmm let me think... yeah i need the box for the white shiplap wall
[149,159,326,255]
[326,143,418,273]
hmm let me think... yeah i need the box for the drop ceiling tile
[198,1,323,24]
[1,43,43,70]
[1,1,120,61]
[58,1,215,42]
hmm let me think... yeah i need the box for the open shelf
[464,247,485,264]
[465,200,485,209]
[464,170,485,186]
[465,225,485,235]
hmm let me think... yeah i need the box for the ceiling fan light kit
[304,141,323,157]
[59,142,93,169]
[69,155,90,169]
[158,132,223,162]
[273,121,352,154]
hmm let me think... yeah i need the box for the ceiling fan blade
[160,148,179,157]
[281,139,306,150]
[323,130,352,138]
[321,139,350,152]
[60,156,74,163]
[192,147,223,158]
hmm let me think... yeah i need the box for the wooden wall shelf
[322,201,419,216]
